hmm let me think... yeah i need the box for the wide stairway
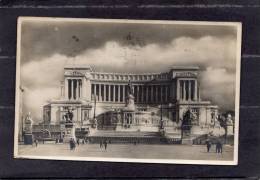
[87,130,168,144]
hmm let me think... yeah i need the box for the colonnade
[67,79,82,100]
[178,79,197,101]
[91,84,170,103]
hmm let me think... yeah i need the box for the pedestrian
[77,138,80,146]
[82,139,85,145]
[104,140,107,150]
[206,140,211,152]
[100,140,103,149]
[216,142,219,153]
[219,141,223,153]
[34,139,38,147]
[216,141,222,153]
[73,139,76,150]
[69,138,74,150]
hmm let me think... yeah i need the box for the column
[141,85,144,103]
[183,80,186,101]
[108,85,111,102]
[65,78,68,99]
[155,85,158,102]
[165,85,168,102]
[123,85,125,102]
[94,84,97,101]
[79,80,81,99]
[75,80,78,99]
[151,85,154,103]
[104,84,107,102]
[118,85,121,102]
[137,85,140,103]
[160,86,163,102]
[194,80,198,101]
[176,79,180,100]
[99,84,102,102]
[72,79,75,100]
[113,85,115,102]
[188,80,191,101]
[146,86,149,103]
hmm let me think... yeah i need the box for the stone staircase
[87,130,166,144]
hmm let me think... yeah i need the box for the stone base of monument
[63,123,76,143]
[24,133,33,145]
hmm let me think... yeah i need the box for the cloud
[22,86,60,123]
[21,35,237,120]
[199,67,235,111]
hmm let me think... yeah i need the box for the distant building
[41,65,223,143]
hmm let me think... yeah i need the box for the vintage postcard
[14,17,241,165]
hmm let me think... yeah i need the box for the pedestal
[24,133,33,145]
[63,123,76,143]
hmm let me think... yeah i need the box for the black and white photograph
[14,17,241,165]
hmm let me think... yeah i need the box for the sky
[19,19,239,121]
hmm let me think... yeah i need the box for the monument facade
[41,64,222,143]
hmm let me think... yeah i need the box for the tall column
[141,85,144,103]
[155,85,158,102]
[108,85,111,102]
[113,85,115,102]
[165,85,168,102]
[137,85,140,103]
[94,84,97,101]
[151,85,154,103]
[72,79,75,100]
[65,78,68,99]
[99,84,102,102]
[118,85,121,102]
[146,86,149,103]
[104,84,107,102]
[78,80,81,99]
[194,80,198,101]
[183,80,186,101]
[160,86,163,102]
[188,80,191,101]
[123,85,125,102]
[176,79,180,100]
[75,80,78,99]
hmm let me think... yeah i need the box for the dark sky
[21,19,237,65]
[19,18,240,120]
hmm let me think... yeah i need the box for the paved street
[18,143,234,161]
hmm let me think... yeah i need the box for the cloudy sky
[20,18,239,121]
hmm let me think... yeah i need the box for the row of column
[91,84,170,103]
[67,79,82,100]
[178,79,197,101]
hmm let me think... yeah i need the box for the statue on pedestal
[125,80,135,111]
[24,112,33,145]
[63,107,76,143]
[64,108,74,123]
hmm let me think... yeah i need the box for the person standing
[104,140,107,150]
[100,139,103,149]
[73,139,76,150]
[216,142,219,153]
[34,139,38,147]
[69,138,74,150]
[206,140,211,152]
[219,141,223,153]
[77,138,80,146]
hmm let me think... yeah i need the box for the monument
[24,112,33,145]
[63,107,76,143]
